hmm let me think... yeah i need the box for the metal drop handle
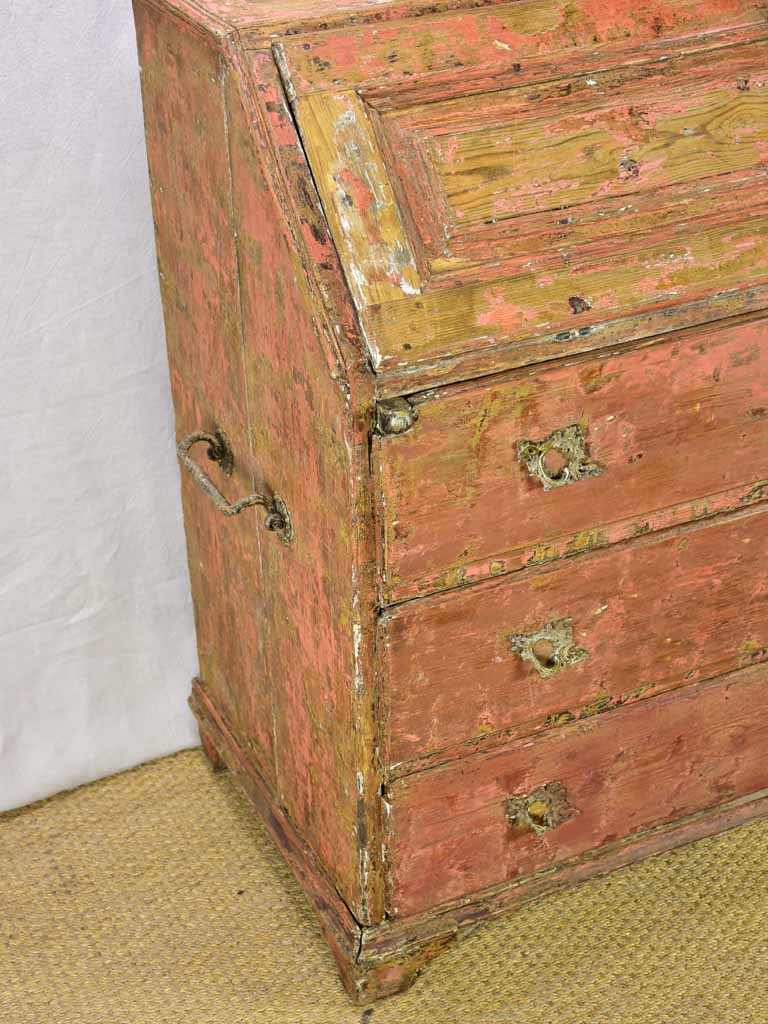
[177,431,293,544]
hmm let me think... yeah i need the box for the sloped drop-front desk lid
[272,0,768,392]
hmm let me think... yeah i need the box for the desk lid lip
[141,0,514,42]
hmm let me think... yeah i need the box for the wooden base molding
[190,679,768,1005]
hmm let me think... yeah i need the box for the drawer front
[381,508,768,770]
[275,3,768,388]
[386,663,768,919]
[377,316,768,603]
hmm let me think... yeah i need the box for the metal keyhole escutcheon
[508,618,588,678]
[518,423,601,490]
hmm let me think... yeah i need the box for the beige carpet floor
[2,749,768,1024]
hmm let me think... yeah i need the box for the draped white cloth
[0,0,198,811]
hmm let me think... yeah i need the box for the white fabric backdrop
[0,1,199,811]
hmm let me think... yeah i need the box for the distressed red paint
[386,662,768,918]
[377,314,768,602]
[134,0,380,925]
[133,0,768,1004]
[381,508,768,769]
[276,5,768,387]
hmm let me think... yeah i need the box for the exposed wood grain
[134,3,278,783]
[374,285,768,396]
[366,215,768,372]
[292,90,422,318]
[277,0,768,95]
[417,172,768,282]
[437,94,766,228]
[377,314,768,602]
[142,0,516,42]
[386,661,768,917]
[362,23,768,111]
[276,16,768,386]
[226,51,386,922]
[398,43,768,232]
[382,507,768,770]
[135,0,383,922]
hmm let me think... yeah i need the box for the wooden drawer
[386,662,768,919]
[376,315,768,603]
[381,508,768,771]
[276,3,768,393]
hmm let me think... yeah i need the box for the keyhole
[532,638,558,670]
[541,448,569,480]
[526,799,550,827]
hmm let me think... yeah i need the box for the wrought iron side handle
[177,431,293,544]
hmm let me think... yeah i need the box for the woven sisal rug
[2,749,767,1023]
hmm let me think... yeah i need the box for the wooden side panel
[222,53,382,919]
[382,508,768,769]
[387,662,768,918]
[135,2,381,920]
[133,2,277,782]
[378,315,768,602]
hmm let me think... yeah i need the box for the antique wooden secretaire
[133,0,768,1002]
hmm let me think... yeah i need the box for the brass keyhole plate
[508,618,588,678]
[506,781,576,836]
[518,424,601,491]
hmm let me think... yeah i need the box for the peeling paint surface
[135,2,381,922]
[387,661,768,918]
[135,8,278,780]
[276,5,768,385]
[377,316,768,602]
[381,509,768,770]
[135,0,768,999]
